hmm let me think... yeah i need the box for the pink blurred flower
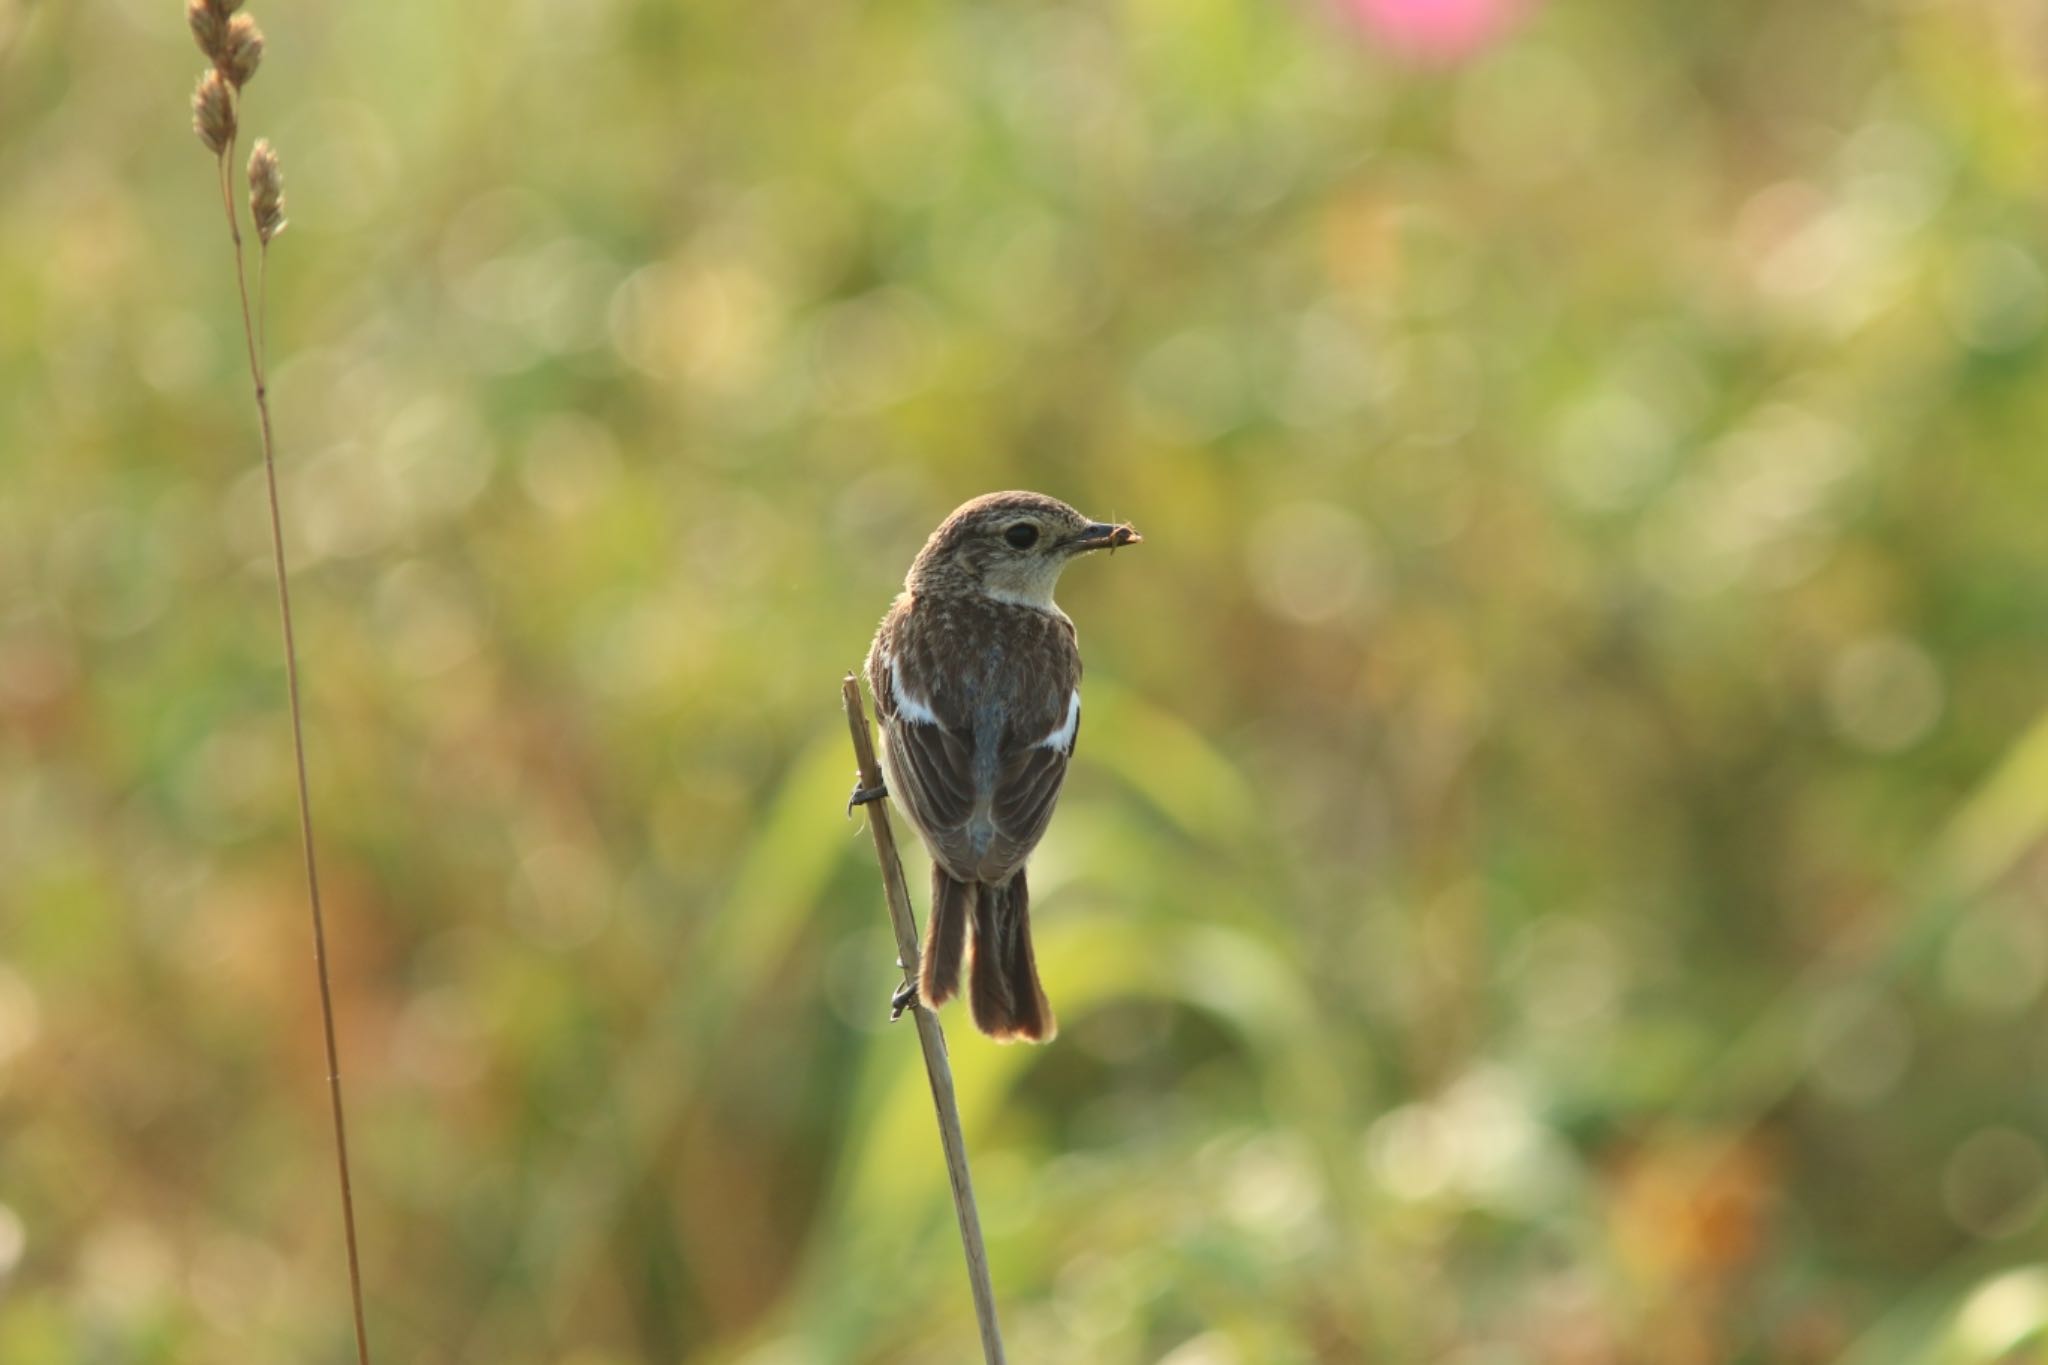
[1341,0,1534,64]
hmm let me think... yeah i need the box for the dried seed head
[248,139,287,245]
[191,69,235,155]
[221,14,263,88]
[187,0,227,61]
[205,0,244,16]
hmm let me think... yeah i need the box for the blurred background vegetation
[4,0,2048,1360]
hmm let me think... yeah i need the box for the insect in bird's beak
[1068,521,1143,554]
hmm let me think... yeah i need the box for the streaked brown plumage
[863,491,1140,1042]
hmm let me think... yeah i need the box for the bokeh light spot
[1825,635,1943,754]
[1803,985,1913,1105]
[0,1204,23,1281]
[1956,1268,2048,1359]
[519,412,624,520]
[1944,1127,2048,1240]
[1343,0,1536,64]
[1942,241,2048,354]
[1246,501,1380,626]
[1940,900,2048,1017]
[0,964,42,1073]
[1132,328,1249,442]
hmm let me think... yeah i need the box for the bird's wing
[981,685,1080,879]
[868,617,981,874]
[969,612,1084,880]
[868,600,1083,882]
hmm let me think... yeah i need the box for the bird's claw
[846,780,888,817]
[889,977,919,1021]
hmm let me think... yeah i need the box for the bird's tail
[967,869,1056,1043]
[920,865,973,1008]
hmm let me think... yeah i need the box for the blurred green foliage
[4,0,2048,1360]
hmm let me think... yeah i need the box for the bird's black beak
[1066,521,1142,554]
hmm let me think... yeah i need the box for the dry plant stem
[214,140,374,1365]
[841,675,1007,1365]
[257,247,269,369]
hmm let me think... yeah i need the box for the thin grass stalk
[193,23,373,1353]
[841,675,1007,1365]
[234,195,370,1365]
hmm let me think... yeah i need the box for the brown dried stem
[840,675,1007,1365]
[202,79,373,1365]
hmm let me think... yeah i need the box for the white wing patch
[889,656,942,727]
[1039,690,1080,752]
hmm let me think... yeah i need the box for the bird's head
[908,491,1141,607]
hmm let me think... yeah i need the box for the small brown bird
[859,491,1140,1042]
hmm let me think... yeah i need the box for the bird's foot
[846,780,888,817]
[889,976,919,1021]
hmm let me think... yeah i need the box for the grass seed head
[248,139,287,245]
[187,0,227,61]
[221,14,263,88]
[191,68,235,154]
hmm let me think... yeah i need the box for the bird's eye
[1004,523,1039,549]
